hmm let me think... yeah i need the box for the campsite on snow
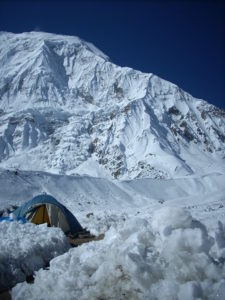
[0,32,225,300]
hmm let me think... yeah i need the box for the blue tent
[13,194,83,235]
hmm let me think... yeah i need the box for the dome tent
[13,194,83,235]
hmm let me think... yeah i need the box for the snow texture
[0,220,70,292]
[11,208,225,300]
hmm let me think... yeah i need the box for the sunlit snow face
[0,32,225,179]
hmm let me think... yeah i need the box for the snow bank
[12,207,225,300]
[80,210,129,236]
[0,221,70,292]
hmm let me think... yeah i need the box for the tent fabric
[13,194,83,234]
[0,216,27,223]
[46,203,70,233]
[31,205,50,226]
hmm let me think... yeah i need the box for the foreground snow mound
[0,221,70,292]
[12,207,225,300]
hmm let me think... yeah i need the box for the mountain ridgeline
[0,31,224,179]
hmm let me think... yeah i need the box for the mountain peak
[0,31,109,61]
[0,32,224,179]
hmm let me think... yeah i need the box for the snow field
[0,221,70,292]
[12,207,225,300]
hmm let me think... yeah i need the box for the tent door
[31,205,50,226]
[46,204,70,233]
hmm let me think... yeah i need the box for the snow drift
[12,208,225,300]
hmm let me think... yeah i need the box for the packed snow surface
[0,220,70,292]
[12,208,225,300]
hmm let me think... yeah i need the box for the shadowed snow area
[0,221,70,292]
[11,207,225,300]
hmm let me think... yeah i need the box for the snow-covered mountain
[0,31,224,179]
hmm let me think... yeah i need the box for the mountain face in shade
[0,31,224,179]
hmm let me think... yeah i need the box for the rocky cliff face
[0,31,224,179]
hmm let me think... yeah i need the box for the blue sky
[0,0,224,109]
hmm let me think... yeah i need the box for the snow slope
[0,168,224,233]
[0,31,224,179]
